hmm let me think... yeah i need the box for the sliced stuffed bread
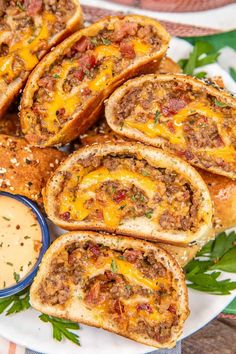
[44,142,213,246]
[30,231,189,348]
[105,74,236,179]
[20,15,170,147]
[0,0,83,118]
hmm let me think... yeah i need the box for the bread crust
[105,73,236,179]
[20,15,170,147]
[0,134,66,207]
[30,230,189,349]
[0,0,83,119]
[44,141,213,246]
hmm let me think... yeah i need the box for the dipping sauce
[0,195,42,289]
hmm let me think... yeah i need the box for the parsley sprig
[0,287,30,315]
[178,41,220,78]
[39,314,80,346]
[185,231,236,295]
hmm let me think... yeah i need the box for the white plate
[0,26,236,354]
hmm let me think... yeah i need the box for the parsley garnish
[111,259,118,273]
[154,110,160,124]
[141,170,149,177]
[2,216,10,221]
[39,314,80,346]
[145,209,154,219]
[0,288,30,315]
[53,74,61,79]
[214,99,228,108]
[101,37,111,46]
[185,231,236,294]
[178,41,220,77]
[91,37,98,46]
[16,1,25,11]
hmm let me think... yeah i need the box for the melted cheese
[132,38,151,55]
[89,60,114,91]
[86,257,167,290]
[0,12,56,81]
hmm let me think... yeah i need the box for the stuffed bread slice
[30,231,189,348]
[0,0,83,118]
[0,134,65,208]
[44,142,213,246]
[105,74,236,179]
[20,15,170,147]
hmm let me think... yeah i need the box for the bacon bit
[85,281,101,305]
[120,42,135,59]
[161,97,188,117]
[88,243,100,258]
[60,211,70,221]
[137,303,153,313]
[74,69,84,81]
[81,87,92,96]
[74,36,90,52]
[166,121,176,133]
[68,249,81,265]
[114,190,127,203]
[24,0,43,16]
[113,22,138,42]
[56,108,66,118]
[78,54,97,71]
[123,249,142,263]
[113,300,125,315]
[168,304,176,314]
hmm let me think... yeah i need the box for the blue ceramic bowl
[0,192,50,298]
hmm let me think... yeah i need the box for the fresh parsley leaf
[154,110,160,124]
[214,99,228,108]
[91,37,98,46]
[179,41,219,77]
[185,231,236,295]
[53,74,60,79]
[111,259,117,273]
[145,209,153,219]
[210,248,236,273]
[16,1,25,11]
[101,37,111,46]
[39,314,80,346]
[195,71,207,79]
[230,67,236,81]
[0,288,30,315]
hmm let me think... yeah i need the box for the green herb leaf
[185,231,236,295]
[53,74,60,79]
[39,314,80,346]
[210,248,236,273]
[229,67,236,81]
[214,99,228,108]
[0,288,30,315]
[2,216,10,221]
[16,1,25,11]
[154,110,160,124]
[111,259,117,273]
[91,37,98,46]
[145,209,153,219]
[101,37,111,46]
[179,41,219,77]
[195,71,207,79]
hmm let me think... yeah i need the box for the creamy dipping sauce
[0,195,42,289]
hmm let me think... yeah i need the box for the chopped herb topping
[101,37,111,46]
[2,216,10,221]
[111,259,118,273]
[214,99,228,108]
[6,262,13,266]
[145,209,154,219]
[154,110,160,124]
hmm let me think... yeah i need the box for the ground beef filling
[58,155,200,232]
[0,0,75,84]
[114,81,236,172]
[38,241,178,343]
[31,20,161,133]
